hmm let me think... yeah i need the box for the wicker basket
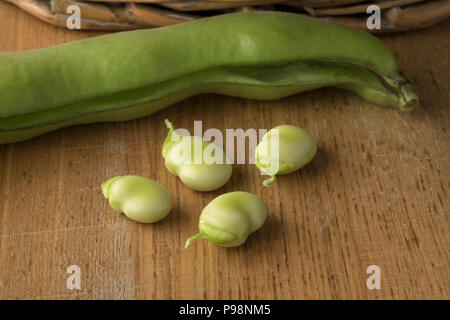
[6,0,450,33]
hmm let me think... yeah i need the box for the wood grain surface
[0,1,448,300]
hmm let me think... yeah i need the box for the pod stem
[262,175,277,187]
[185,232,206,248]
[375,72,418,111]
[399,83,418,111]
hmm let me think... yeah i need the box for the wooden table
[0,2,448,300]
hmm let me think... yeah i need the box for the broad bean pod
[0,12,417,144]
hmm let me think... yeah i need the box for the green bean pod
[0,11,418,144]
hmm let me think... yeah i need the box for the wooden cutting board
[0,1,448,299]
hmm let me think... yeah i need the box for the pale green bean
[185,192,267,248]
[102,175,172,223]
[255,125,317,186]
